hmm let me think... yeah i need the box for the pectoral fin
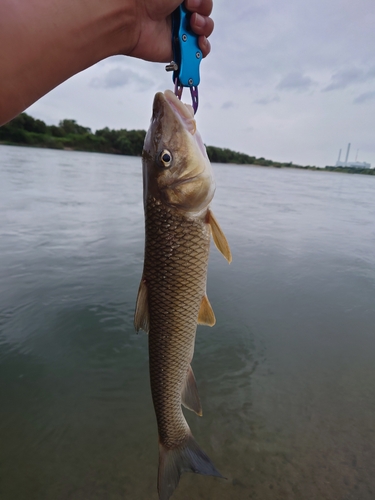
[134,279,149,333]
[181,365,202,416]
[198,294,216,326]
[207,209,232,263]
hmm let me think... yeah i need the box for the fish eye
[158,149,173,168]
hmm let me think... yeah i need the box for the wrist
[78,1,139,61]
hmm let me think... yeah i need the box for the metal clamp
[165,4,202,113]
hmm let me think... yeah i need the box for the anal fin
[134,279,149,333]
[181,365,202,416]
[207,209,232,263]
[198,294,216,326]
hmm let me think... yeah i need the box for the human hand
[126,0,214,62]
[0,0,214,124]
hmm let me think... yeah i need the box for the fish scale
[144,196,210,449]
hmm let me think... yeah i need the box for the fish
[134,89,232,500]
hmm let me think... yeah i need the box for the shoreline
[1,142,374,176]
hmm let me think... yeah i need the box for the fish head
[142,90,215,214]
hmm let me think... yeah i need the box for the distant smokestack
[337,149,342,162]
[345,143,351,165]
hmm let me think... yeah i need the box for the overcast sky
[27,0,375,167]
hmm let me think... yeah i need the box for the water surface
[1,145,375,499]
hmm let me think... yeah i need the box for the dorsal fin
[134,279,149,333]
[181,365,202,416]
[207,209,232,263]
[197,294,216,326]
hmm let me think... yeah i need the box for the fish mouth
[163,90,197,135]
[161,90,208,161]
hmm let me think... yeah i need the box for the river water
[1,144,374,500]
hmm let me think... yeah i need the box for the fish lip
[160,90,208,160]
[162,90,196,135]
[163,90,195,119]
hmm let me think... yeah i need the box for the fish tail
[158,431,223,500]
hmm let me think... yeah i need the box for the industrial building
[335,143,371,169]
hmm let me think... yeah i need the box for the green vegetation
[1,113,374,175]
[205,145,303,168]
[205,146,256,165]
[0,113,146,156]
[324,165,375,176]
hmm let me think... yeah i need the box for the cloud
[323,68,365,91]
[353,91,375,104]
[90,68,154,90]
[26,0,375,168]
[323,66,375,91]
[254,96,280,105]
[221,101,235,109]
[276,72,315,92]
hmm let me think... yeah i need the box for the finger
[198,35,211,58]
[190,13,214,38]
[185,0,213,17]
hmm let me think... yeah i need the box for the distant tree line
[205,146,256,164]
[205,145,304,168]
[324,165,375,176]
[0,112,300,167]
[1,112,374,175]
[0,113,146,156]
